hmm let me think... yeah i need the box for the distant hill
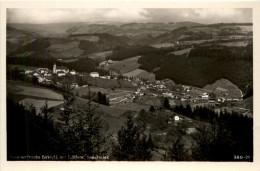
[7,26,40,38]
[8,39,51,58]
[8,23,84,35]
[174,21,204,27]
[7,22,253,93]
[203,78,243,99]
[7,26,41,54]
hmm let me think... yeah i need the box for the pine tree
[74,86,105,158]
[111,115,152,161]
[41,101,53,124]
[58,83,77,156]
[163,97,170,110]
[147,133,154,150]
[164,137,186,161]
[149,105,155,112]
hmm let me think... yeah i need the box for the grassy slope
[105,56,141,74]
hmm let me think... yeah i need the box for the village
[9,60,244,114]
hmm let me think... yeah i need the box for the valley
[6,20,253,161]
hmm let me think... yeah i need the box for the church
[53,63,69,74]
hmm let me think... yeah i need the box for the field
[135,95,162,107]
[13,51,34,57]
[50,48,84,58]
[7,80,64,112]
[169,48,192,55]
[70,35,100,42]
[123,69,144,77]
[116,102,150,112]
[150,43,174,48]
[73,86,115,96]
[88,51,113,62]
[20,98,64,113]
[134,70,156,81]
[14,85,63,100]
[220,41,248,47]
[48,41,79,50]
[105,56,141,74]
[60,58,78,63]
[8,64,38,71]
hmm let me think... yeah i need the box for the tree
[97,91,109,106]
[7,99,60,158]
[149,105,155,112]
[31,76,38,85]
[41,101,53,123]
[111,115,152,161]
[58,83,77,156]
[164,137,187,161]
[163,97,170,110]
[74,86,106,158]
[147,133,154,150]
[58,83,106,159]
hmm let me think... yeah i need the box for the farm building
[70,70,76,75]
[57,71,66,77]
[33,72,39,76]
[71,83,79,88]
[174,115,180,121]
[25,69,33,74]
[37,68,49,74]
[201,92,209,100]
[90,72,99,78]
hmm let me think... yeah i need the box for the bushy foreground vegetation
[7,91,253,161]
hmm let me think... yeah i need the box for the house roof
[56,66,68,70]
[90,72,99,75]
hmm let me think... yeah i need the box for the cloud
[104,8,148,21]
[7,8,252,24]
[194,8,241,18]
[7,8,149,23]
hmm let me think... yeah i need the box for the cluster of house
[22,62,112,85]
[22,63,77,85]
[99,60,114,67]
[144,80,167,90]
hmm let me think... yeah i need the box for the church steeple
[53,62,56,74]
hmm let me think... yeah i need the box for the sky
[7,8,252,24]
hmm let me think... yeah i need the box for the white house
[90,72,99,78]
[174,115,180,121]
[57,71,66,77]
[33,72,39,76]
[70,70,76,75]
[201,92,209,100]
[162,92,174,98]
[25,69,33,74]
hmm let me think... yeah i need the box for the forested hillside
[138,44,253,93]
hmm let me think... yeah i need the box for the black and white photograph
[3,4,255,165]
